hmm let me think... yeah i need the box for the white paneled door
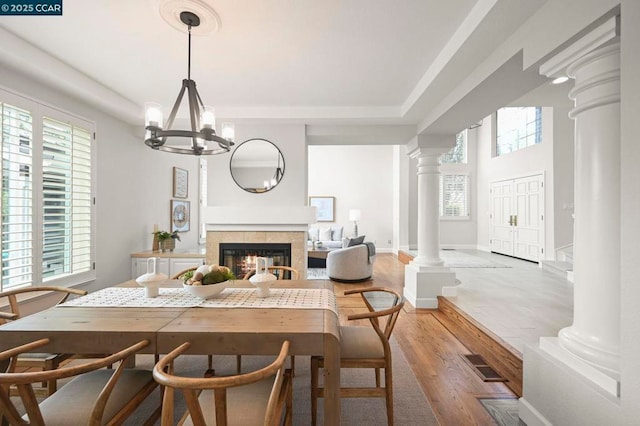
[491,174,544,262]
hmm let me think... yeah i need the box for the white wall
[0,64,202,293]
[476,108,557,257]
[620,1,640,421]
[206,124,307,207]
[393,145,411,253]
[308,145,394,250]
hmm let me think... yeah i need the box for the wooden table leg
[323,335,340,425]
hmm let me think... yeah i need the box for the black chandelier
[144,11,234,155]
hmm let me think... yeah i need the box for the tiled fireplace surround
[206,231,307,275]
[203,206,315,276]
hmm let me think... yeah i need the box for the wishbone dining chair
[0,286,88,396]
[153,340,293,426]
[310,286,404,426]
[0,338,159,425]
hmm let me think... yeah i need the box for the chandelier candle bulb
[221,122,235,142]
[145,102,163,129]
[201,106,215,129]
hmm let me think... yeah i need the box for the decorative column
[404,140,457,309]
[412,152,444,266]
[558,41,621,378]
[531,17,620,399]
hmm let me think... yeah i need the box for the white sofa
[308,226,345,249]
[326,244,374,282]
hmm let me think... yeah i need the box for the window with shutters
[1,89,95,291]
[440,174,469,218]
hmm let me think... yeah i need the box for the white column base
[520,340,622,426]
[540,337,620,397]
[404,263,457,308]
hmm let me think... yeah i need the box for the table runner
[61,287,338,314]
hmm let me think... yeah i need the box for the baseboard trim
[441,244,478,250]
[518,397,553,426]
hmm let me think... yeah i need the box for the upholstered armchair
[326,243,375,282]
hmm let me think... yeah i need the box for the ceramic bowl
[183,281,229,299]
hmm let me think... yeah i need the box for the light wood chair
[0,286,88,396]
[310,287,404,426]
[240,266,300,375]
[0,338,159,425]
[153,340,293,426]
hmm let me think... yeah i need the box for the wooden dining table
[0,279,341,425]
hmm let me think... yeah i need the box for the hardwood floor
[332,253,515,426]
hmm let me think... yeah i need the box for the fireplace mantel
[203,206,316,231]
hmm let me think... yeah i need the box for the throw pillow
[342,237,350,248]
[347,235,365,247]
[308,227,319,241]
[331,226,343,241]
[319,227,332,241]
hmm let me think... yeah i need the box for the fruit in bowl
[181,265,236,299]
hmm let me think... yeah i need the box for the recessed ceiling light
[552,76,569,85]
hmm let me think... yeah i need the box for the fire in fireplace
[220,243,292,279]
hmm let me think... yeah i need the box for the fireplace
[204,207,315,279]
[220,243,292,279]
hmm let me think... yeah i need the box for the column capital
[539,16,618,80]
[407,133,455,159]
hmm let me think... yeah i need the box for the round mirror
[230,138,285,193]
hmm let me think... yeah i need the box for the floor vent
[461,354,507,382]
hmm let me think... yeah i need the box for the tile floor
[443,250,574,354]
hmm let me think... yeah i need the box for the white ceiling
[0,0,563,136]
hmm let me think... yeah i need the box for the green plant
[153,230,181,242]
[180,269,195,282]
[183,265,236,285]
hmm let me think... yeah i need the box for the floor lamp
[349,209,361,237]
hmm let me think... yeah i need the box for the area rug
[119,339,438,425]
[409,250,510,268]
[307,267,329,280]
[479,398,524,426]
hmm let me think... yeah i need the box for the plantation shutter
[440,174,469,217]
[1,102,34,290]
[41,116,92,280]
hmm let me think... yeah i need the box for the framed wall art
[309,196,335,222]
[171,199,190,232]
[173,167,188,198]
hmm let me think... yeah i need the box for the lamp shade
[349,209,361,221]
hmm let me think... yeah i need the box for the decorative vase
[135,257,168,298]
[249,257,277,297]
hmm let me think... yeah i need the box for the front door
[491,174,545,262]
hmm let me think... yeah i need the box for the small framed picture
[171,199,190,232]
[173,167,188,198]
[309,196,335,222]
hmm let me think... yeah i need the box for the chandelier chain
[187,24,192,80]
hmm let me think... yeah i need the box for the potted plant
[153,230,180,252]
